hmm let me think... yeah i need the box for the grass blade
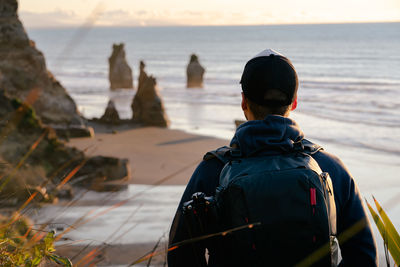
[373,196,400,249]
[56,158,89,190]
[366,200,400,265]
[128,222,261,266]
[48,254,73,267]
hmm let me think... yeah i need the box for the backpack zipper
[310,187,317,215]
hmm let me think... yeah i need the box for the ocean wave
[301,81,399,95]
[299,95,400,111]
[53,70,107,78]
[298,108,400,128]
[308,135,400,157]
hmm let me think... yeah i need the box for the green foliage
[18,104,40,130]
[11,98,23,110]
[0,217,72,267]
[366,197,400,265]
[10,98,40,131]
[47,254,72,266]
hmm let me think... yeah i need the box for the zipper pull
[310,188,316,215]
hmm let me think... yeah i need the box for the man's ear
[241,92,248,111]
[291,97,297,111]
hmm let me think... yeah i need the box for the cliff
[0,0,90,136]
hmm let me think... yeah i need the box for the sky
[19,0,400,28]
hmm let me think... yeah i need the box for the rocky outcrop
[71,156,130,191]
[0,90,130,203]
[99,100,120,124]
[131,61,169,127]
[186,54,205,88]
[0,0,91,137]
[108,43,133,89]
[52,125,94,139]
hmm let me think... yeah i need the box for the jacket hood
[230,115,304,157]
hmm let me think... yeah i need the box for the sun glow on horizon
[18,0,400,28]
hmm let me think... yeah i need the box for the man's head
[240,49,298,120]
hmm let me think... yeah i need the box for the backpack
[204,140,338,267]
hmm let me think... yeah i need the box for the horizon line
[23,20,400,30]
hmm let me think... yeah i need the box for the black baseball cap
[240,49,298,106]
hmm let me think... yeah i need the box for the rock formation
[108,43,133,89]
[186,54,205,88]
[73,156,130,191]
[99,100,120,124]
[0,0,92,137]
[0,90,130,203]
[235,119,246,128]
[131,61,169,127]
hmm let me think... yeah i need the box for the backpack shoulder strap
[204,140,322,162]
[203,146,241,165]
[301,139,323,155]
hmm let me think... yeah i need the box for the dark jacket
[168,115,378,266]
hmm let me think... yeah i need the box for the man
[168,49,377,266]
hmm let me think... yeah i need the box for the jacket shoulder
[203,146,235,164]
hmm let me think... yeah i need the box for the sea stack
[0,0,90,136]
[131,61,169,127]
[108,43,133,89]
[186,54,205,88]
[99,100,120,124]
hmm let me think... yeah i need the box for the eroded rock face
[0,90,130,202]
[0,0,86,131]
[186,54,205,88]
[131,61,169,127]
[108,43,133,89]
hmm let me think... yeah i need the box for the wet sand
[32,184,183,266]
[54,242,168,266]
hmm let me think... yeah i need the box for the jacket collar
[230,115,304,157]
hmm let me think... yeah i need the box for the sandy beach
[68,124,228,185]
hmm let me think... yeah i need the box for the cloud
[96,9,176,27]
[19,8,179,28]
[182,10,203,17]
[102,9,131,17]
[20,10,81,28]
[135,10,148,16]
[19,5,400,29]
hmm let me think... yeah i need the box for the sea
[26,23,400,154]
[26,23,400,264]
